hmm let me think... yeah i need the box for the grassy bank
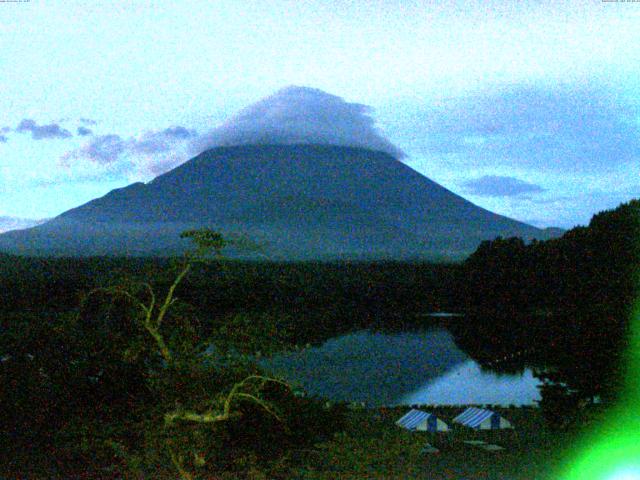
[288,405,597,480]
[1,403,602,478]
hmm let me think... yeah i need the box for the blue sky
[1,0,638,228]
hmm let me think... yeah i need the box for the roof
[396,409,450,431]
[397,409,431,430]
[453,407,505,429]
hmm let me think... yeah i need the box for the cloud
[16,119,72,140]
[60,85,403,182]
[0,135,7,143]
[131,127,197,154]
[1,126,11,133]
[79,118,98,126]
[62,134,126,165]
[61,86,402,182]
[525,188,640,228]
[162,126,197,139]
[60,125,197,178]
[0,216,47,234]
[462,175,546,197]
[190,86,405,159]
[410,83,640,173]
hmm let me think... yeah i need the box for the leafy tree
[1,229,346,478]
[456,199,640,425]
[73,229,297,478]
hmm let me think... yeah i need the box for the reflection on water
[401,360,541,406]
[261,328,541,407]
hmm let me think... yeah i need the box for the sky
[1,0,639,229]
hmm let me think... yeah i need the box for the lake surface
[261,328,541,407]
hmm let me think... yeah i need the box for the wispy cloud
[0,216,47,234]
[79,118,98,126]
[410,83,639,174]
[16,119,72,140]
[62,134,126,165]
[191,86,405,159]
[60,87,403,185]
[162,126,196,139]
[0,135,7,143]
[77,126,93,136]
[131,127,197,155]
[462,175,545,197]
[60,125,198,178]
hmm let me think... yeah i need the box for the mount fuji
[0,87,558,259]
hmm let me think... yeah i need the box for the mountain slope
[0,145,554,259]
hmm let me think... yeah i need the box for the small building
[396,409,451,432]
[453,407,513,430]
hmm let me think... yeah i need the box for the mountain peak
[190,86,405,159]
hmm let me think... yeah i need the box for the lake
[261,328,541,407]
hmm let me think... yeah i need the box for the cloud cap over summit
[191,86,405,159]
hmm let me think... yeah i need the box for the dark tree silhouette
[455,199,640,423]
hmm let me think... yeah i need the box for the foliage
[288,406,571,480]
[0,230,351,478]
[456,199,640,422]
[1,255,455,475]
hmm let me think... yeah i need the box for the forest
[0,243,459,478]
[1,199,638,478]
[453,199,640,418]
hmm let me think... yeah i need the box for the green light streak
[560,297,640,480]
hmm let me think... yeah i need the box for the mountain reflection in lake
[261,328,541,407]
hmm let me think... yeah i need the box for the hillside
[0,144,556,259]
